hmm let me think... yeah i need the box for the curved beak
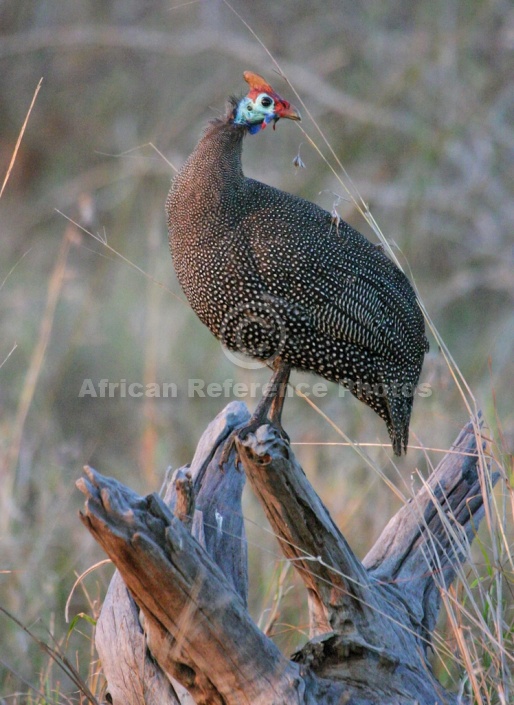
[276,101,301,121]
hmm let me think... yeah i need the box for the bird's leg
[220,360,292,467]
[253,360,292,428]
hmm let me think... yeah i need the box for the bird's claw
[219,420,290,471]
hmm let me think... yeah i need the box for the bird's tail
[385,387,415,456]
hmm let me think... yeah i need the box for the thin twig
[0,78,43,199]
[1,228,72,532]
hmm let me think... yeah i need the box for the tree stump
[77,401,496,704]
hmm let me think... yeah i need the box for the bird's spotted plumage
[167,74,428,455]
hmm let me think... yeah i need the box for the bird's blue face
[233,90,301,134]
[234,92,280,134]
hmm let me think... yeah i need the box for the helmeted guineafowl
[166,71,429,455]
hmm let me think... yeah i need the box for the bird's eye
[260,96,273,108]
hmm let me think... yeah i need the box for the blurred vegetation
[0,0,513,702]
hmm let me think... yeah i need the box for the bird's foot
[220,359,292,469]
[219,418,290,470]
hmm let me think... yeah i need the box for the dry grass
[0,1,512,702]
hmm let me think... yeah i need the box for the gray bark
[77,403,496,704]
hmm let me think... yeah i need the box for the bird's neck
[172,118,246,209]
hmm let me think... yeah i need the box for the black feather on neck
[227,94,243,123]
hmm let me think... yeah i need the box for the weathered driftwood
[93,403,251,705]
[78,402,496,705]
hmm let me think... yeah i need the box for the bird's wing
[240,187,425,366]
